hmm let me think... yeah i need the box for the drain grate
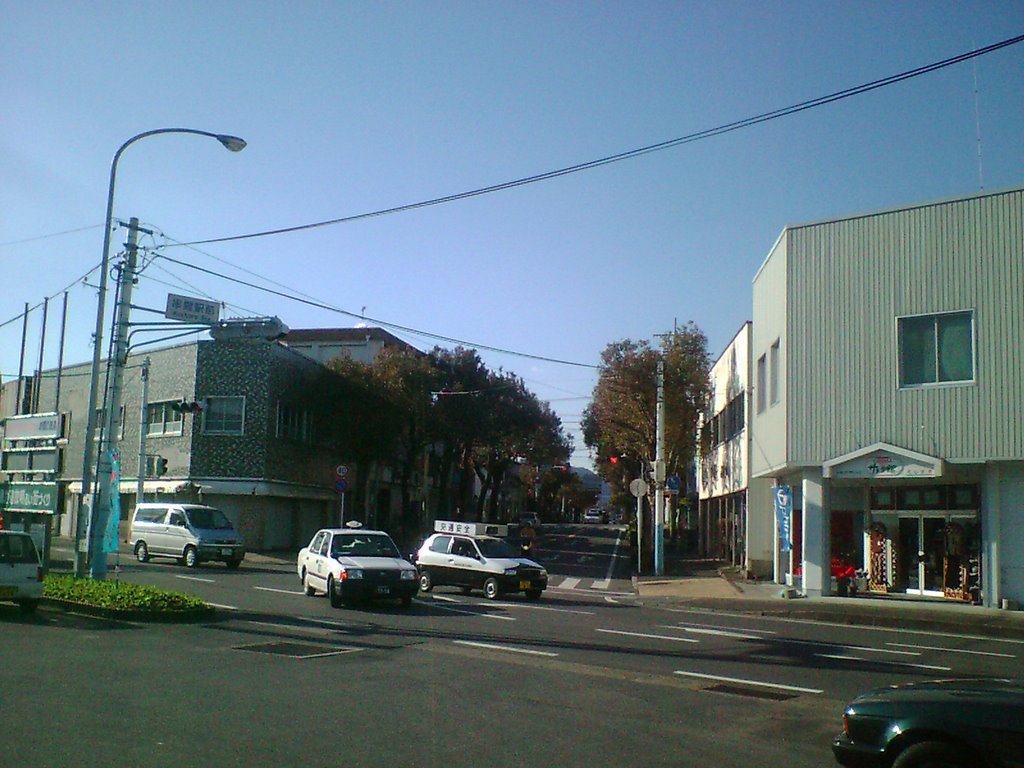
[234,641,360,659]
[704,684,797,701]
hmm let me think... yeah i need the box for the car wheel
[134,541,150,563]
[183,546,198,568]
[525,589,542,600]
[892,741,971,768]
[302,570,316,596]
[18,599,39,614]
[327,575,342,608]
[418,570,433,592]
[483,577,500,600]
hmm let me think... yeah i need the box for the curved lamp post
[77,129,246,578]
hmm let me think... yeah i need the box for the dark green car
[832,679,1024,768]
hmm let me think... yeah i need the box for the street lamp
[76,128,246,578]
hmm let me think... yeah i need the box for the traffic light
[170,399,203,415]
[155,457,168,477]
[609,456,619,465]
[0,510,4,530]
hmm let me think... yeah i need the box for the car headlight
[341,568,364,580]
[400,569,416,580]
[504,567,518,576]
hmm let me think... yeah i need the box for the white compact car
[297,525,418,608]
[0,531,44,614]
[414,521,547,600]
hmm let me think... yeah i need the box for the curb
[42,597,217,623]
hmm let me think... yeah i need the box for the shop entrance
[897,516,946,595]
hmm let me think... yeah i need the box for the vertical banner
[103,449,122,554]
[774,484,792,553]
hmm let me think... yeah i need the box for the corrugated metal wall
[787,187,1024,463]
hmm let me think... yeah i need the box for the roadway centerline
[176,575,215,583]
[673,670,823,695]
[254,586,306,596]
[453,640,559,657]
[596,628,700,644]
[426,600,516,621]
[886,642,1017,658]
[660,625,767,641]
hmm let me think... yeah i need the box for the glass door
[899,515,948,596]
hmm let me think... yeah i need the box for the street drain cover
[704,684,796,701]
[234,641,359,659]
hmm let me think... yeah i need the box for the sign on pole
[165,293,221,324]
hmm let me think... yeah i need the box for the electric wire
[165,34,1024,249]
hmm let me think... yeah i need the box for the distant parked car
[832,678,1024,768]
[583,508,606,524]
[0,531,44,614]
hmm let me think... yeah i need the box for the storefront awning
[823,442,944,480]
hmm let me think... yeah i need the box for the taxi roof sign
[434,520,509,538]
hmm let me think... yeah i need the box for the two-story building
[749,185,1024,609]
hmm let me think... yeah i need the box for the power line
[0,224,103,249]
[165,34,1024,249]
[150,251,600,369]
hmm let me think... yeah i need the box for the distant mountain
[570,465,603,491]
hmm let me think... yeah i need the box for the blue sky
[2,2,1023,468]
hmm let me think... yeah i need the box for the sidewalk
[635,554,1024,640]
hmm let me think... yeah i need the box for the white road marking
[603,529,624,584]
[175,575,215,583]
[675,622,776,635]
[591,579,611,590]
[668,607,1024,644]
[674,670,823,695]
[427,602,516,621]
[558,577,582,590]
[454,640,558,657]
[816,653,951,671]
[660,625,766,641]
[596,628,700,644]
[886,642,1016,658]
[254,586,306,595]
[490,602,595,616]
[206,602,238,610]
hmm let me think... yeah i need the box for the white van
[0,530,44,613]
[130,503,245,569]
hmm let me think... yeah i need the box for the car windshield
[186,508,234,530]
[0,534,39,564]
[477,538,518,558]
[331,533,400,558]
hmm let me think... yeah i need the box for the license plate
[222,548,233,556]
[519,580,531,590]
[376,585,390,595]
[0,586,16,598]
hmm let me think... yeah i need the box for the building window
[93,406,126,440]
[276,402,312,443]
[769,340,780,405]
[756,354,767,414]
[145,401,184,436]
[203,396,245,435]
[898,311,974,387]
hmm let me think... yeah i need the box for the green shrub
[44,574,207,612]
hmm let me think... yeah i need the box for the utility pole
[654,358,666,576]
[88,217,143,580]
[136,356,151,507]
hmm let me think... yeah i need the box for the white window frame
[145,400,184,437]
[896,310,976,389]
[756,354,767,414]
[203,396,246,435]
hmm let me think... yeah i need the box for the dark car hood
[852,679,1024,706]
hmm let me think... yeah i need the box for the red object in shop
[831,557,857,580]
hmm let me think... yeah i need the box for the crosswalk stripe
[558,577,582,590]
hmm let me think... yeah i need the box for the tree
[582,323,712,502]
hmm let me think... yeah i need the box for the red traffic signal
[609,456,619,465]
[171,399,203,415]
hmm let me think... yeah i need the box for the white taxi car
[297,524,418,608]
[0,530,44,614]
[414,521,548,600]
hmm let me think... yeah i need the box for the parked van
[0,530,44,613]
[130,503,245,569]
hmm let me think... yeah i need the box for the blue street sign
[334,479,348,493]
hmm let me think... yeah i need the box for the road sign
[165,293,220,324]
[334,479,348,493]
[335,465,349,478]
[667,474,682,491]
[629,478,648,498]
